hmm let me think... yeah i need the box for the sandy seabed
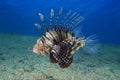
[0,33,120,80]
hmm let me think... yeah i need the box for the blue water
[0,0,120,44]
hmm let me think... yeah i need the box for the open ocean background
[0,0,120,44]
[0,0,120,80]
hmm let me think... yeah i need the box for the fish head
[33,38,51,55]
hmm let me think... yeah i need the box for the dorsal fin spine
[50,9,54,30]
[59,10,71,27]
[38,13,49,32]
[54,8,62,30]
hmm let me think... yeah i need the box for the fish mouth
[28,47,40,54]
[33,49,39,54]
[32,47,45,55]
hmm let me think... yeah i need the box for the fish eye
[77,43,81,46]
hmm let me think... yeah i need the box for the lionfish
[32,8,100,68]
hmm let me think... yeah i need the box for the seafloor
[0,33,120,80]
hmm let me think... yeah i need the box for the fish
[32,8,100,68]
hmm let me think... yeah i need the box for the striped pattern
[33,8,85,68]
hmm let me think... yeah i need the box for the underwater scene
[0,0,120,80]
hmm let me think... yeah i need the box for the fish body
[33,8,100,68]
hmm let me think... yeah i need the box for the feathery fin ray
[83,35,100,54]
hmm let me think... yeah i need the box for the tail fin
[83,35,100,54]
